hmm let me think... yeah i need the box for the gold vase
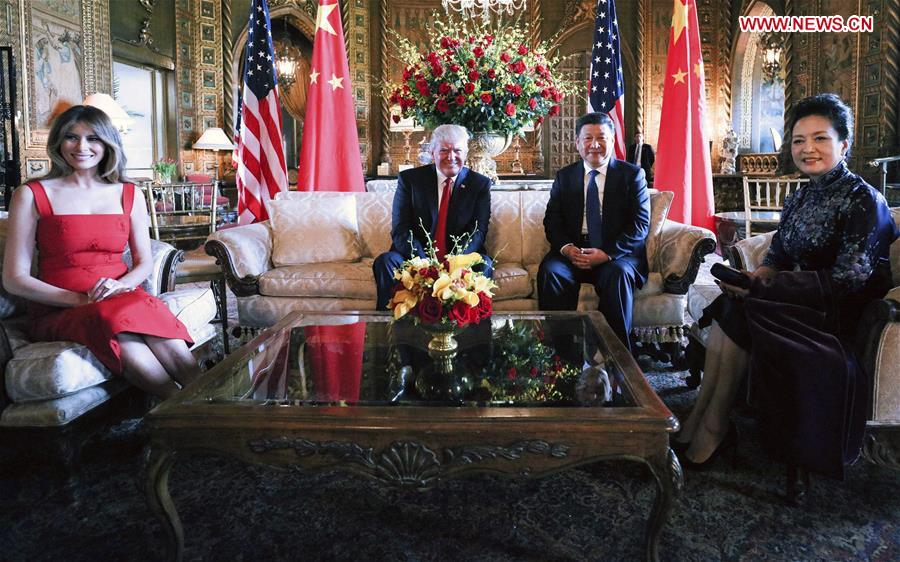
[467,132,513,184]
[426,325,459,354]
[417,322,466,401]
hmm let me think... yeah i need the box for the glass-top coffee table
[143,311,682,561]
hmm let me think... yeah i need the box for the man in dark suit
[538,113,650,350]
[373,124,492,310]
[627,132,655,181]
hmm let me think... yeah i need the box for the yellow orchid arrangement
[389,250,497,327]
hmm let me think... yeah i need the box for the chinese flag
[654,0,714,231]
[297,0,365,192]
[304,323,366,402]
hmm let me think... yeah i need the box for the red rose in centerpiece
[475,292,493,319]
[505,102,516,116]
[447,300,478,327]
[417,294,443,324]
[481,93,493,104]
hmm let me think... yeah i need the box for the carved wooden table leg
[644,448,684,562]
[143,444,183,562]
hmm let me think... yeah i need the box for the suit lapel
[424,165,439,229]
[603,158,620,213]
[445,167,469,235]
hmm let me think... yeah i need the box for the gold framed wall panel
[345,0,372,173]
[18,0,111,151]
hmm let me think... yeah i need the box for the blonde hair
[44,104,128,183]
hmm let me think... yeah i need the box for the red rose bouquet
[385,15,572,136]
[390,251,497,328]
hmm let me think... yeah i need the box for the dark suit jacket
[543,159,650,278]
[627,143,655,177]
[390,165,491,258]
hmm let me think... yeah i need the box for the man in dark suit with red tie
[537,113,650,349]
[373,124,492,310]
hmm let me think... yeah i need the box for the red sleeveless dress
[26,181,193,375]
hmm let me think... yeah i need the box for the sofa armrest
[656,219,717,294]
[123,239,181,296]
[204,222,274,296]
[858,287,900,421]
[725,231,775,272]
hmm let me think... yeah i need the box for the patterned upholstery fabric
[259,261,376,299]
[0,380,128,427]
[158,287,218,339]
[5,338,112,402]
[491,265,532,300]
[731,231,776,271]
[269,196,362,265]
[646,190,674,268]
[485,192,524,265]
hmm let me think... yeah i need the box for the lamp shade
[193,127,235,150]
[83,93,133,130]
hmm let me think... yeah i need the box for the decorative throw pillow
[646,189,674,263]
[269,195,362,266]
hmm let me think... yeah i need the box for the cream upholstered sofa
[0,221,218,429]
[206,189,716,355]
[687,208,900,468]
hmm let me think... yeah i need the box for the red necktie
[435,177,452,259]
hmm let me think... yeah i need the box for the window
[112,60,168,178]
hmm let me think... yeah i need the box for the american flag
[588,0,626,160]
[233,0,288,224]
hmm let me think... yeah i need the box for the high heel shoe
[785,465,811,507]
[680,422,740,470]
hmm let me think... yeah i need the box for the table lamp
[192,127,235,181]
[83,92,133,133]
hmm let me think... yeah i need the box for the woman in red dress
[2,105,200,398]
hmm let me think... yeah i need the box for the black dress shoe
[681,423,740,470]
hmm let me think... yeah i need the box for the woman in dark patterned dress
[672,94,898,500]
[2,105,200,398]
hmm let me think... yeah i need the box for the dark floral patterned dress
[761,161,897,337]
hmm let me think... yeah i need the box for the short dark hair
[779,93,853,173]
[575,113,614,137]
[788,93,853,143]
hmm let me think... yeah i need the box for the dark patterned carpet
[3,368,900,561]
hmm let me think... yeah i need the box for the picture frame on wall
[200,0,214,19]
[25,157,50,179]
[21,7,86,149]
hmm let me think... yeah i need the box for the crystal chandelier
[441,0,527,25]
[274,20,300,91]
